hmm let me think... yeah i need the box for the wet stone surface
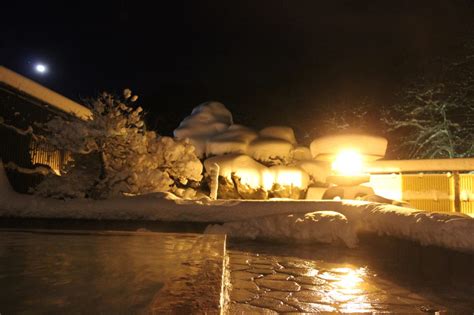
[227,240,474,314]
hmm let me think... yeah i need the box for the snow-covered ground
[1,163,473,253]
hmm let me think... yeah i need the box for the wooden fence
[369,173,474,215]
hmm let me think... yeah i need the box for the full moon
[35,64,47,73]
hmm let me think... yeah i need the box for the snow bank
[351,202,474,252]
[310,134,388,161]
[206,201,474,252]
[1,162,473,253]
[205,211,358,248]
[206,125,257,156]
[174,101,233,157]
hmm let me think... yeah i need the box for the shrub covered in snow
[206,124,257,156]
[174,101,233,157]
[35,91,203,199]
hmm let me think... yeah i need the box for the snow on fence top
[0,66,92,120]
[365,158,474,173]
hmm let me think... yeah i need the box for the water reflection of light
[326,267,372,311]
[304,268,319,277]
[334,267,365,289]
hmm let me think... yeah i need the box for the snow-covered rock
[174,101,233,157]
[248,137,294,165]
[310,134,388,161]
[204,154,271,189]
[205,211,358,247]
[206,125,257,156]
[295,160,331,184]
[259,126,297,145]
[268,165,310,190]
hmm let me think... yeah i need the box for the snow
[205,201,474,252]
[2,161,474,253]
[259,126,297,145]
[291,146,312,161]
[205,211,358,247]
[310,134,388,161]
[248,137,294,164]
[295,160,331,184]
[203,155,310,190]
[206,125,257,156]
[174,101,233,157]
[269,165,310,190]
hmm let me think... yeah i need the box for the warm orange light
[332,150,364,176]
[275,171,302,188]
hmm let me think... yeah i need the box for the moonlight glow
[35,64,47,73]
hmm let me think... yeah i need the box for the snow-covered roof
[0,66,92,120]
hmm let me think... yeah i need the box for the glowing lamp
[332,150,364,176]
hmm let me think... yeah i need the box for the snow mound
[354,203,474,252]
[259,126,297,145]
[204,154,270,188]
[248,137,294,164]
[205,210,358,248]
[310,134,388,161]
[174,101,233,157]
[295,160,331,184]
[206,125,257,156]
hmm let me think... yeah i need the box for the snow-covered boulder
[205,210,358,248]
[206,124,257,156]
[291,146,312,161]
[295,160,331,184]
[174,101,233,157]
[204,154,270,189]
[259,126,297,145]
[248,137,294,165]
[269,165,310,190]
[310,134,388,161]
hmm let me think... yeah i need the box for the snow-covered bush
[35,90,203,199]
[174,101,233,157]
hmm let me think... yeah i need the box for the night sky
[2,0,473,137]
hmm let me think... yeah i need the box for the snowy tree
[382,41,474,159]
[35,90,203,199]
[321,101,372,134]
